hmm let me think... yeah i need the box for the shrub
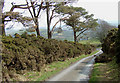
[95,53,112,63]
[100,28,120,65]
[102,28,118,55]
[2,33,96,81]
[21,32,28,38]
[14,33,21,38]
[67,48,74,58]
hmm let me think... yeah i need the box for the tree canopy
[56,6,98,42]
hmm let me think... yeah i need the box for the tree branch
[51,17,68,34]
[30,0,36,17]
[36,1,43,17]
[10,4,32,12]
[25,0,34,22]
[49,9,55,23]
[76,28,88,38]
[52,15,60,19]
[6,22,15,30]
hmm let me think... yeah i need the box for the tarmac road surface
[47,50,103,82]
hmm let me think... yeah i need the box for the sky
[3,0,119,34]
[73,0,118,25]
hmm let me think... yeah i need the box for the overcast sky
[73,0,118,24]
[4,0,119,33]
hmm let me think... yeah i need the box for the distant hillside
[107,21,118,27]
[40,29,74,41]
[6,28,91,41]
[6,28,74,41]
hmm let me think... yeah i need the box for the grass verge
[89,59,120,82]
[23,50,99,81]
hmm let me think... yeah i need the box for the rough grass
[89,59,120,82]
[23,50,99,81]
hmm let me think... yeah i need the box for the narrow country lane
[46,50,103,82]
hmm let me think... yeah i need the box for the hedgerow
[2,33,95,81]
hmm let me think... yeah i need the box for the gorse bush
[2,33,95,81]
[95,28,118,63]
[102,28,118,55]
[96,28,120,64]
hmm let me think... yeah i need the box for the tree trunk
[46,2,52,39]
[49,31,52,38]
[35,17,40,36]
[73,30,77,43]
[2,18,5,36]
[0,0,4,36]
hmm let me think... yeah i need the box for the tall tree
[11,1,67,38]
[46,2,51,39]
[24,0,44,36]
[57,6,98,42]
[2,0,44,36]
[45,2,68,39]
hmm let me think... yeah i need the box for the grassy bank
[89,59,120,82]
[23,50,99,81]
